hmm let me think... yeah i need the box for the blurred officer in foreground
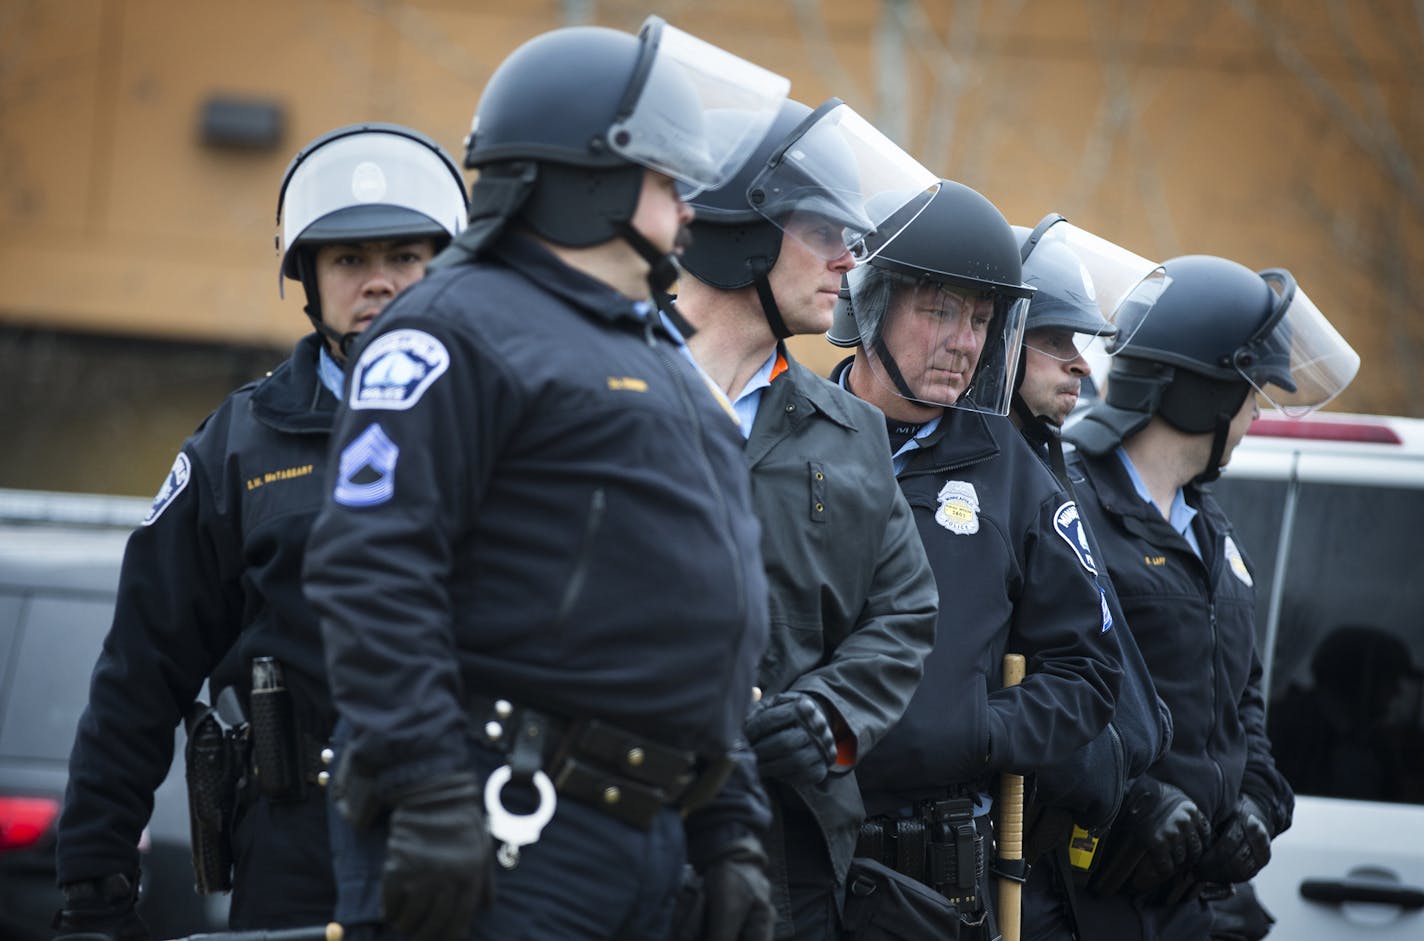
[674,97,940,939]
[53,123,468,939]
[302,18,790,941]
[1063,254,1360,938]
[827,182,1121,940]
[1009,217,1176,940]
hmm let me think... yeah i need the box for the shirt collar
[317,344,344,400]
[1114,446,1201,550]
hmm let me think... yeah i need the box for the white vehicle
[1211,411,1424,939]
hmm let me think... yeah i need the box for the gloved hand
[1196,794,1273,884]
[701,835,775,941]
[52,873,151,941]
[744,691,836,786]
[381,771,494,941]
[1093,775,1210,895]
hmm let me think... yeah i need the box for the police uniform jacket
[57,333,337,886]
[1063,449,1294,835]
[747,351,937,884]
[842,392,1121,814]
[303,235,772,847]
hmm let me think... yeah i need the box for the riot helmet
[443,17,789,295]
[1066,254,1360,477]
[276,123,469,355]
[829,180,1033,416]
[680,97,939,338]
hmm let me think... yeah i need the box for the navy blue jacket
[303,236,772,847]
[1063,449,1293,835]
[58,333,336,887]
[841,392,1121,813]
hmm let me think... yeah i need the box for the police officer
[827,181,1122,939]
[52,123,468,939]
[673,97,940,939]
[1062,254,1360,939]
[302,19,790,941]
[1009,217,1177,940]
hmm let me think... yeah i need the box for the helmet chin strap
[613,220,696,337]
[746,256,793,341]
[1194,415,1231,485]
[1013,394,1068,483]
[296,254,358,361]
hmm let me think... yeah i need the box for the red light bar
[1249,417,1402,444]
[0,796,60,851]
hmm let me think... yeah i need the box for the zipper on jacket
[553,487,607,628]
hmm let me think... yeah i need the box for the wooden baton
[997,653,1027,941]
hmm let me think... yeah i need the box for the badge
[142,452,191,526]
[1224,535,1253,587]
[350,328,450,411]
[334,423,399,507]
[1053,501,1098,575]
[935,480,980,535]
[1098,588,1114,633]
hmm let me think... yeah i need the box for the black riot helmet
[438,17,789,296]
[1065,253,1360,480]
[680,97,939,338]
[829,179,1033,416]
[276,123,469,356]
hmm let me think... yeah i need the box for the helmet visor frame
[1240,270,1360,416]
[847,263,1031,415]
[608,18,789,197]
[745,102,940,264]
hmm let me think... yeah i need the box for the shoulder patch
[334,423,399,507]
[935,480,980,535]
[350,328,450,411]
[1052,500,1098,575]
[142,452,191,526]
[1098,588,1114,633]
[1224,535,1253,587]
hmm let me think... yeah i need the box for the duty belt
[857,793,990,911]
[469,695,734,830]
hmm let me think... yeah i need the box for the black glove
[744,691,836,786]
[1093,776,1210,895]
[381,772,494,941]
[52,873,151,941]
[1196,794,1273,884]
[701,835,775,941]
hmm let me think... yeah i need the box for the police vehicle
[1210,410,1424,939]
[0,490,227,939]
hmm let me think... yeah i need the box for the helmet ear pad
[1157,368,1253,435]
[520,163,645,248]
[681,217,783,290]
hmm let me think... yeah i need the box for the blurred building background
[2,0,1420,495]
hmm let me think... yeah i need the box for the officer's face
[1221,392,1261,466]
[629,171,695,257]
[1020,327,1091,426]
[767,216,856,336]
[314,238,438,350]
[879,283,992,405]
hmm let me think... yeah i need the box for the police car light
[1248,416,1403,444]
[0,796,59,851]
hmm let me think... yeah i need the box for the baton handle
[998,653,1027,941]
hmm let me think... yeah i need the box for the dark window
[1219,476,1424,806]
[0,595,112,761]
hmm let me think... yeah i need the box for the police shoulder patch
[334,423,399,508]
[1052,500,1098,575]
[350,328,450,411]
[142,452,192,526]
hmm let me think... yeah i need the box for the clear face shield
[1019,215,1170,364]
[1239,269,1360,416]
[608,17,790,197]
[847,264,1031,415]
[745,102,940,263]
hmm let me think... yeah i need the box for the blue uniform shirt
[1115,446,1201,558]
